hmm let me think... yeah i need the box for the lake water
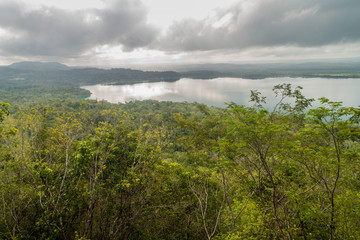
[81,77,360,108]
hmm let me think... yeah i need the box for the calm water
[81,77,360,108]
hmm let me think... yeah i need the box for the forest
[0,81,359,239]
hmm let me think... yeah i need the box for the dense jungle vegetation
[0,81,360,240]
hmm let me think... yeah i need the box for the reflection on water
[81,82,176,103]
[81,77,360,108]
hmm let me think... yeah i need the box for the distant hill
[0,64,181,86]
[1,61,359,86]
[170,62,360,72]
[8,61,71,71]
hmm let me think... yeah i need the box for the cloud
[0,0,158,57]
[1,0,359,63]
[156,0,360,52]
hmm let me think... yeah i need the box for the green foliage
[0,102,11,138]
[0,84,359,239]
[0,102,10,122]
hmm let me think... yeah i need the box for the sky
[0,0,360,67]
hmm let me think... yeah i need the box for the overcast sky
[0,0,360,67]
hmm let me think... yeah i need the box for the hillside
[8,61,71,71]
[0,84,359,239]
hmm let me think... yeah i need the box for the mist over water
[81,77,360,108]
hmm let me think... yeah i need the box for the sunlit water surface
[81,77,360,108]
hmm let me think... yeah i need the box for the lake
[81,77,360,108]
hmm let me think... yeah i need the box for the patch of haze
[24,0,105,10]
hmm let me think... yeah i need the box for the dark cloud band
[0,0,157,57]
[155,0,360,51]
[0,0,359,60]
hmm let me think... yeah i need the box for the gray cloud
[156,0,360,52]
[1,0,359,62]
[0,0,157,57]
